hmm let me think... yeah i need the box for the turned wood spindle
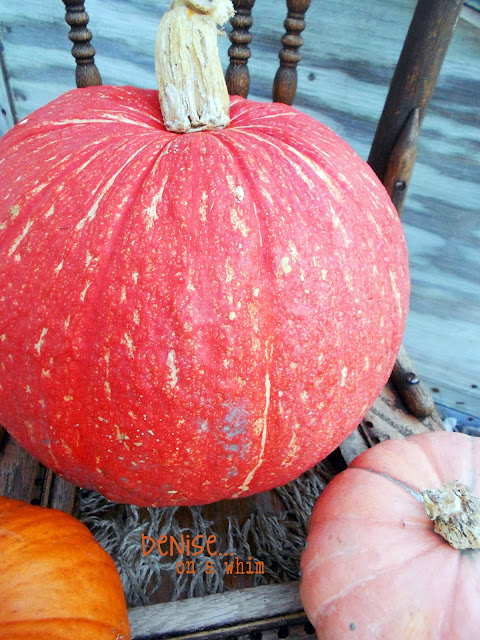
[273,0,311,105]
[62,0,102,88]
[226,0,256,98]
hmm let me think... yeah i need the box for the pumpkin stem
[155,0,234,133]
[422,481,480,550]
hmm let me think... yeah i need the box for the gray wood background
[1,0,479,418]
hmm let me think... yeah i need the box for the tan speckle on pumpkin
[9,219,34,256]
[9,204,20,219]
[230,207,250,237]
[123,333,135,357]
[34,327,48,355]
[225,257,235,283]
[281,256,292,274]
[80,281,91,301]
[166,350,179,388]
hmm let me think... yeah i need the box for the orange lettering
[142,533,155,557]
[191,534,205,555]
[157,534,168,556]
[206,534,217,556]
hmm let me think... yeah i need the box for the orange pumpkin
[300,431,480,639]
[0,496,130,639]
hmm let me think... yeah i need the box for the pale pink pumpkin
[300,431,480,639]
[0,83,409,506]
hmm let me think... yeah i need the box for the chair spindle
[62,0,102,88]
[226,0,256,98]
[273,0,311,105]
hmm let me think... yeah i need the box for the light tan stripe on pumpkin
[8,218,34,256]
[43,116,158,129]
[233,339,273,497]
[75,144,150,231]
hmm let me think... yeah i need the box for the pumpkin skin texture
[0,496,130,640]
[300,431,480,640]
[0,86,409,506]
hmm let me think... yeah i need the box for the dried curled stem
[155,0,234,133]
[422,481,480,550]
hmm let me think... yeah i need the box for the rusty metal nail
[394,179,407,191]
[405,372,419,385]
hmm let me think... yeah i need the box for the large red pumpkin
[0,3,409,506]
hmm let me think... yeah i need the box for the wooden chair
[0,0,466,637]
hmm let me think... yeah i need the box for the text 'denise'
[141,533,265,575]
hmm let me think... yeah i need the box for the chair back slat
[368,0,464,184]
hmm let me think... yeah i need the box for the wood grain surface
[0,0,479,416]
[127,580,303,637]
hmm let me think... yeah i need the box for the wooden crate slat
[129,611,313,640]
[49,474,77,513]
[339,428,369,466]
[0,433,40,503]
[128,581,303,638]
[363,383,444,444]
[0,430,77,512]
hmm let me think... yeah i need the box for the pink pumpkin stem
[422,481,480,550]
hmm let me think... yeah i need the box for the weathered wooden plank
[0,42,17,130]
[0,429,77,512]
[130,612,314,640]
[462,2,480,27]
[128,581,303,637]
[339,429,369,466]
[0,433,40,502]
[363,382,444,445]
[49,474,77,513]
